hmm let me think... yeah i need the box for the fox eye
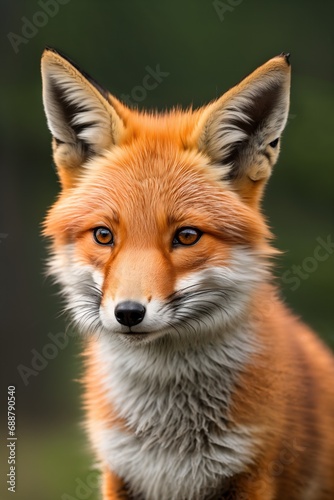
[269,138,279,148]
[173,227,202,247]
[93,227,113,246]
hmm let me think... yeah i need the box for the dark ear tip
[43,46,59,55]
[42,46,74,64]
[279,52,291,66]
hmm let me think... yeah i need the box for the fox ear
[41,47,124,188]
[197,53,291,205]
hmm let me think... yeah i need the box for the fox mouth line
[121,329,150,336]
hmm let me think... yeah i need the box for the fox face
[42,49,290,346]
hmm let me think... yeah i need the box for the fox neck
[84,313,263,500]
[85,304,260,433]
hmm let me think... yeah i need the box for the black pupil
[96,228,111,243]
[181,229,196,241]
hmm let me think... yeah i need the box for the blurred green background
[1,0,333,499]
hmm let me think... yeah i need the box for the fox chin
[41,48,334,500]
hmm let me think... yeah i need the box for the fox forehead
[45,139,267,246]
[82,141,227,216]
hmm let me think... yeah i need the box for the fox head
[41,48,290,345]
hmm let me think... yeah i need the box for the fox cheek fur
[41,48,334,500]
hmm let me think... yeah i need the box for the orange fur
[41,49,334,499]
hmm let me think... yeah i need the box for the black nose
[114,301,146,327]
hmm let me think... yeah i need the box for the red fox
[41,48,334,499]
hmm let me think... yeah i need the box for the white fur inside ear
[42,59,117,153]
[201,72,290,177]
[207,96,252,164]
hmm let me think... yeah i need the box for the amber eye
[173,227,202,247]
[93,227,113,246]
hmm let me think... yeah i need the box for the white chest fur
[89,331,260,500]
